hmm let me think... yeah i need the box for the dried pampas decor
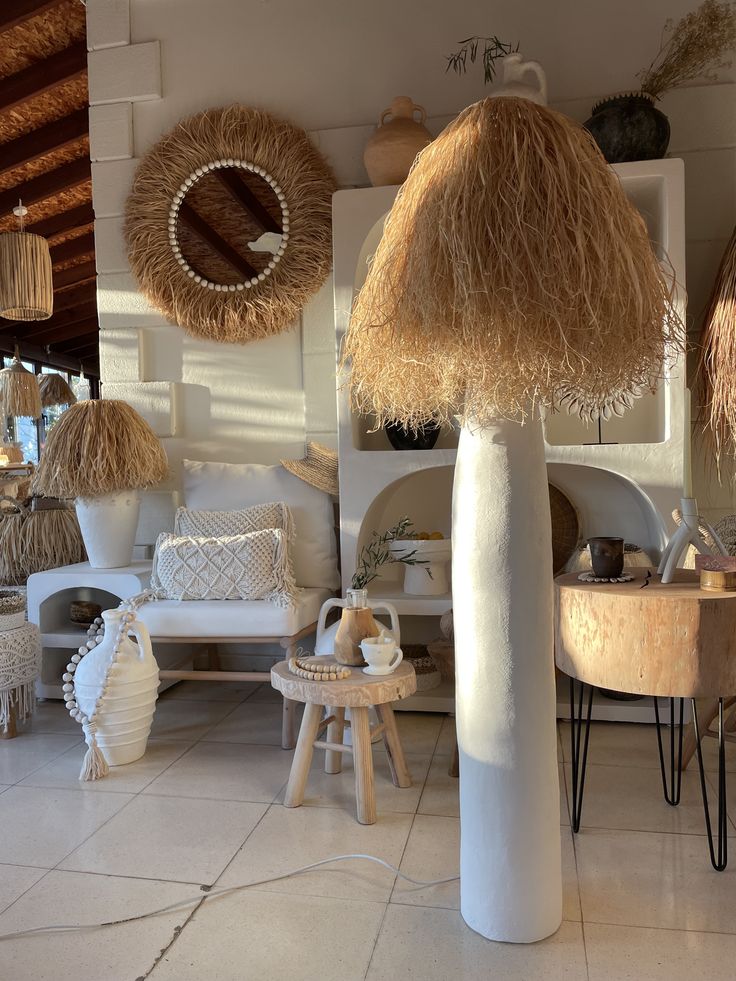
[343,93,681,946]
[125,105,336,344]
[0,355,41,419]
[344,97,679,430]
[698,226,736,471]
[33,399,168,499]
[37,372,76,409]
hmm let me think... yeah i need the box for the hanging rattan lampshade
[0,357,42,418]
[0,231,53,321]
[37,372,77,408]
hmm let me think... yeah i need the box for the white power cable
[0,854,459,942]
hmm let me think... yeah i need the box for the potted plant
[585,0,736,162]
[33,399,168,568]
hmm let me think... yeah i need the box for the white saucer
[362,665,399,676]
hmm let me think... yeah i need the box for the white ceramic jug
[493,53,547,106]
[73,609,159,765]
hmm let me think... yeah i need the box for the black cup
[588,537,624,578]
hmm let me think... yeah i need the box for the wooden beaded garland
[288,655,351,682]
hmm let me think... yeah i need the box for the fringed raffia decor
[343,97,681,429]
[698,226,736,470]
[33,399,169,499]
[0,231,53,321]
[0,355,42,419]
[0,621,41,734]
[37,372,77,408]
[125,105,336,344]
[0,500,86,585]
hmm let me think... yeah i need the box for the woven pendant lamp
[0,204,53,321]
[37,372,77,409]
[0,351,42,419]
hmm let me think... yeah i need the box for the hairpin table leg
[654,696,684,805]
[692,698,728,871]
[569,677,593,833]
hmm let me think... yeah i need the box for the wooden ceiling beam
[217,168,281,234]
[0,41,87,114]
[52,282,96,313]
[26,202,94,240]
[50,231,95,266]
[54,260,96,290]
[0,0,67,34]
[0,156,90,217]
[179,201,258,279]
[0,334,98,375]
[54,337,99,358]
[30,317,98,346]
[0,299,97,338]
[0,108,88,177]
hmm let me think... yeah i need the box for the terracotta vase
[364,96,432,187]
[333,607,380,666]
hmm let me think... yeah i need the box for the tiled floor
[0,685,733,980]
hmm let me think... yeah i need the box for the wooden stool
[271,658,416,824]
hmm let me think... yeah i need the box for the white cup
[360,635,403,675]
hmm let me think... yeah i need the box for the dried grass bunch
[0,503,86,585]
[638,0,736,98]
[125,105,336,344]
[343,97,680,431]
[37,372,76,408]
[33,399,168,499]
[697,227,736,470]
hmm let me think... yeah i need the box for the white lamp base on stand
[658,497,727,584]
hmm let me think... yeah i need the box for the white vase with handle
[495,53,547,105]
[73,609,158,765]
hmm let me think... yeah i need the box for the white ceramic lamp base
[76,491,141,569]
[452,417,562,943]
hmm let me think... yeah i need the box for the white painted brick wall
[89,104,133,161]
[86,0,130,50]
[94,216,129,274]
[88,41,162,105]
[136,490,178,546]
[97,272,170,329]
[102,381,183,437]
[91,159,139,218]
[98,327,142,382]
[303,350,337,437]
[139,326,183,382]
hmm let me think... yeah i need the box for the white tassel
[79,719,109,781]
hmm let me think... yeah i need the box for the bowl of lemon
[389,531,451,596]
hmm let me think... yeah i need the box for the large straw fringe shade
[343,97,680,429]
[37,372,77,408]
[698,226,736,469]
[0,358,42,419]
[33,399,168,499]
[0,232,53,321]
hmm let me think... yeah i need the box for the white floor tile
[0,786,132,867]
[60,793,268,884]
[365,906,587,981]
[435,713,457,755]
[0,870,198,981]
[218,803,413,902]
[143,741,294,802]
[560,720,662,769]
[585,921,736,980]
[18,739,191,794]
[27,700,82,734]
[201,700,300,745]
[149,890,386,981]
[417,754,459,817]
[0,864,46,914]
[276,751,431,817]
[576,827,736,932]
[0,733,82,784]
[245,682,282,703]
[159,679,260,702]
[392,711,444,755]
[148,698,238,740]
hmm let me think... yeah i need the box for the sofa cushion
[137,587,333,639]
[175,501,293,541]
[183,460,339,590]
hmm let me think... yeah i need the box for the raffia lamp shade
[37,373,77,409]
[0,357,41,419]
[0,231,53,321]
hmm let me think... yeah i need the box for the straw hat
[281,441,338,496]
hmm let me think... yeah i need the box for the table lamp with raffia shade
[0,204,53,321]
[343,93,680,943]
[37,372,77,409]
[0,351,42,420]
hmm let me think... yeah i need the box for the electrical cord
[0,854,459,941]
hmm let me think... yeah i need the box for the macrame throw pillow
[174,501,294,542]
[151,529,297,607]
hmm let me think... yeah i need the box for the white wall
[88,0,736,538]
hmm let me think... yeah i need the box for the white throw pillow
[175,501,294,542]
[182,460,339,589]
[151,529,297,606]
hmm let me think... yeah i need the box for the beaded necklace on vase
[63,591,154,781]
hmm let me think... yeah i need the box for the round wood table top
[555,568,736,698]
[271,657,417,708]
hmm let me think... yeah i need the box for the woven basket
[549,483,581,575]
[402,644,441,691]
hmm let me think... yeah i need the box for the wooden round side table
[555,568,736,870]
[271,658,416,825]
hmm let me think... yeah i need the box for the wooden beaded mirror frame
[125,105,336,343]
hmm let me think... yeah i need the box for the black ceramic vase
[384,420,440,451]
[584,93,670,164]
[588,537,624,578]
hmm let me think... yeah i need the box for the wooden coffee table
[555,568,736,870]
[271,658,416,824]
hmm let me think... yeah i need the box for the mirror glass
[169,162,288,290]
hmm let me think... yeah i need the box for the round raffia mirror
[125,106,336,343]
